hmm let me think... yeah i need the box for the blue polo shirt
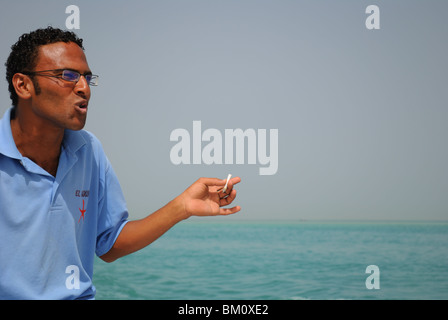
[0,108,129,299]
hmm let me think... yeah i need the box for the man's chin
[67,119,87,131]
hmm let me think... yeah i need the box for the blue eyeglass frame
[22,69,99,86]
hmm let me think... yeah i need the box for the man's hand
[181,177,241,218]
[101,176,241,262]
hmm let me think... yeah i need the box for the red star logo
[78,199,87,223]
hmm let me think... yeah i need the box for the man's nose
[74,75,90,98]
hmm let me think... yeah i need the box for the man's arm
[100,177,241,263]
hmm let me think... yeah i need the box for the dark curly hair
[5,26,84,107]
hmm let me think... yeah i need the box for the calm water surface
[93,220,448,300]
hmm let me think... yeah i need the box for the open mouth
[76,101,88,111]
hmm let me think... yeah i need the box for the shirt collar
[0,108,22,160]
[63,129,87,155]
[0,107,87,159]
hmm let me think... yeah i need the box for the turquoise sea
[93,220,448,300]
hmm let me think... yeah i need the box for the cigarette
[222,174,232,193]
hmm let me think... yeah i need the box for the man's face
[28,42,91,131]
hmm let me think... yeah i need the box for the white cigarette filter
[222,174,232,193]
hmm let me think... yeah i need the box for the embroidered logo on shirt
[75,189,90,223]
[78,199,87,223]
[75,190,90,198]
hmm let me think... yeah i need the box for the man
[0,27,241,299]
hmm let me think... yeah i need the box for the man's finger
[204,177,241,194]
[219,206,241,215]
[226,177,241,188]
[201,176,241,188]
[219,189,237,207]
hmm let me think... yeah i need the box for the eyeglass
[22,69,99,86]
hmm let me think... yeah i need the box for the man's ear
[12,73,34,101]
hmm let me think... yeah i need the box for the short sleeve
[95,160,129,257]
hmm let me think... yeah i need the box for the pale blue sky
[1,1,447,221]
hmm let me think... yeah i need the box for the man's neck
[10,107,64,177]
